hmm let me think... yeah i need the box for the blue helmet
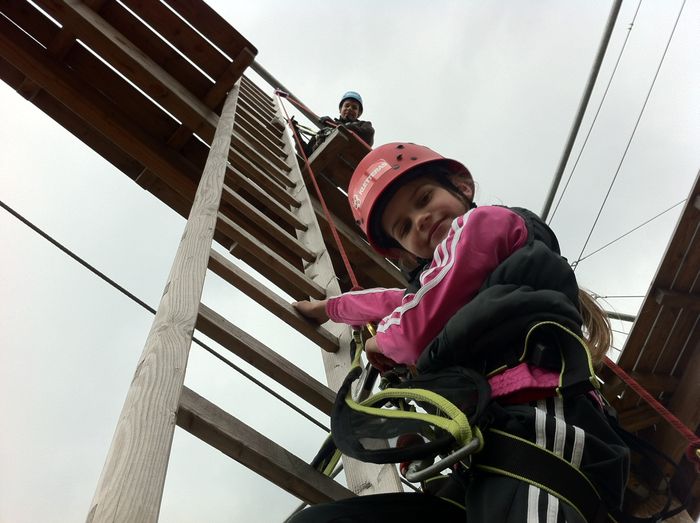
[339,91,363,115]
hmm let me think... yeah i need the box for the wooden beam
[196,304,336,413]
[650,336,700,462]
[655,289,700,311]
[204,47,256,109]
[87,83,242,523]
[602,371,680,399]
[177,387,353,504]
[618,404,663,433]
[207,250,338,353]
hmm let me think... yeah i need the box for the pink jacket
[325,206,562,399]
[326,206,528,364]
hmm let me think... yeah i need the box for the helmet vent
[396,154,403,160]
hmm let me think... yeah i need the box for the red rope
[604,356,700,465]
[276,92,361,290]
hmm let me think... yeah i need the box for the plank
[235,106,286,150]
[162,0,258,59]
[88,83,241,523]
[37,0,220,142]
[196,304,336,413]
[99,0,211,98]
[207,250,338,353]
[177,387,353,504]
[119,0,229,78]
[0,15,204,203]
[216,213,326,299]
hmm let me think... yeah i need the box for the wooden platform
[601,171,700,517]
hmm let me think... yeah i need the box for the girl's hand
[364,336,398,373]
[292,299,329,324]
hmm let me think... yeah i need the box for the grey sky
[1,1,698,522]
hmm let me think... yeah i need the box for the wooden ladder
[86,77,402,522]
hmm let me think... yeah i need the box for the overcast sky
[1,1,698,522]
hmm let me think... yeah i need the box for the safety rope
[603,356,700,466]
[275,89,361,289]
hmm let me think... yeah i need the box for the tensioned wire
[0,198,330,432]
[1,197,425,492]
[573,0,688,270]
[548,0,643,225]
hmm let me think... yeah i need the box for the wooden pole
[87,81,241,523]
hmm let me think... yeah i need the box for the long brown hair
[578,289,612,365]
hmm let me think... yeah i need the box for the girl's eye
[418,190,432,206]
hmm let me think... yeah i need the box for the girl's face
[380,177,471,259]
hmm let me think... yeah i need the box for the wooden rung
[236,100,284,143]
[241,75,276,108]
[237,98,284,141]
[196,304,336,412]
[239,95,281,136]
[217,213,326,299]
[228,153,300,209]
[177,387,353,504]
[232,132,293,188]
[240,80,275,111]
[234,125,290,174]
[208,250,337,352]
[224,169,305,231]
[240,80,276,114]
[234,114,286,156]
[221,186,316,262]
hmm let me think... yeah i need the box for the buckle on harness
[403,436,481,483]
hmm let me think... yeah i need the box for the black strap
[473,429,610,523]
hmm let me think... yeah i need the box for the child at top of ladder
[292,142,629,522]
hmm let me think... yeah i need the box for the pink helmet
[348,142,472,255]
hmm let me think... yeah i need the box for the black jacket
[416,207,583,375]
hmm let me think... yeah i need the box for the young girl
[292,142,628,522]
